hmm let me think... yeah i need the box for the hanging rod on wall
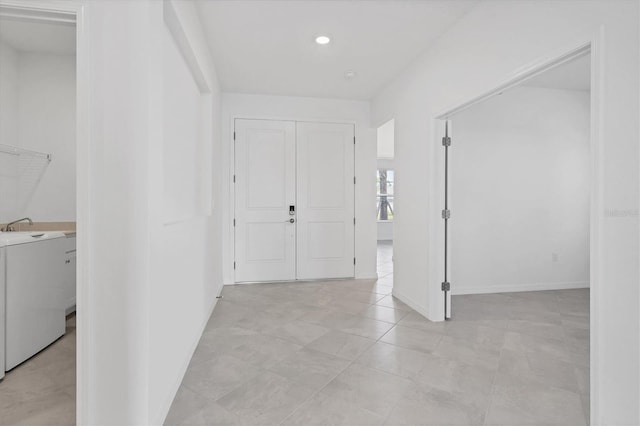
[0,144,51,161]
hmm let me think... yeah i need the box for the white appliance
[0,246,5,379]
[0,231,66,371]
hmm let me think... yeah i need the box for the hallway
[376,240,393,282]
[166,243,589,425]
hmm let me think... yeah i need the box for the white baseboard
[156,284,223,425]
[356,273,379,280]
[451,281,590,295]
[392,288,432,321]
[226,275,380,285]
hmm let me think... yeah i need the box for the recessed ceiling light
[344,70,357,80]
[315,35,331,45]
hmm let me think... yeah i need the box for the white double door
[234,119,355,282]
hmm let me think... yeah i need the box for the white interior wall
[80,1,223,424]
[82,2,153,422]
[370,1,639,423]
[377,118,394,159]
[150,2,222,424]
[221,93,377,283]
[0,41,19,222]
[162,26,205,223]
[0,41,18,146]
[17,52,76,222]
[0,44,76,223]
[450,86,590,294]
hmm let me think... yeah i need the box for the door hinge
[354,257,356,265]
[233,219,236,226]
[353,136,356,144]
[441,281,450,292]
[233,131,236,141]
[353,217,356,225]
[233,261,236,270]
[442,209,451,220]
[442,136,451,147]
[354,176,356,184]
[233,175,236,183]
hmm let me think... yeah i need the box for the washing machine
[0,231,66,372]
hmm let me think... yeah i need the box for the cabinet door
[64,236,76,313]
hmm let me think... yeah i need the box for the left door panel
[234,119,296,282]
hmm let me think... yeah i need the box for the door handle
[287,218,295,223]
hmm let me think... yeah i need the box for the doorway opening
[0,3,79,425]
[376,119,394,286]
[437,48,592,424]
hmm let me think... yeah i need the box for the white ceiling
[523,54,591,91]
[0,17,76,55]
[195,0,479,100]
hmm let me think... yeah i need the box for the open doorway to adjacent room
[0,4,78,425]
[376,119,394,287]
[438,50,592,423]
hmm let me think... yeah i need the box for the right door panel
[296,122,355,280]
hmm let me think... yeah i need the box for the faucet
[2,217,33,232]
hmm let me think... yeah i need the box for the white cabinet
[63,235,76,314]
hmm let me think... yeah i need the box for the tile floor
[0,314,76,426]
[167,243,590,425]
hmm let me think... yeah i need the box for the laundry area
[0,10,77,424]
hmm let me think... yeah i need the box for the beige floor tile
[337,315,396,340]
[375,295,412,312]
[508,319,566,341]
[216,370,315,425]
[321,363,412,417]
[355,341,433,379]
[0,315,75,423]
[282,391,384,426]
[2,392,75,426]
[380,325,442,354]
[166,244,589,426]
[305,330,376,361]
[433,335,501,371]
[164,386,213,426]
[502,330,571,362]
[485,381,586,425]
[495,349,580,394]
[268,347,350,389]
[263,320,330,346]
[384,383,485,425]
[180,354,263,400]
[411,353,496,401]
[360,304,408,324]
[175,401,247,426]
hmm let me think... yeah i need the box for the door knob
[288,218,295,223]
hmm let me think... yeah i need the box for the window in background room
[377,169,394,221]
